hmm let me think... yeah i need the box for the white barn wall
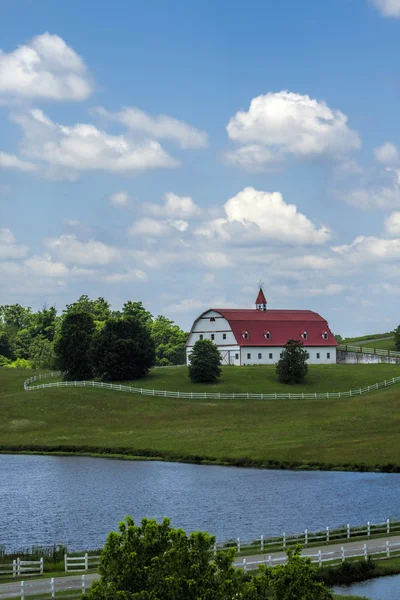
[241,347,337,365]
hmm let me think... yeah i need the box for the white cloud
[96,106,208,149]
[343,179,400,209]
[201,252,232,268]
[223,144,282,172]
[195,187,331,245]
[104,269,148,283]
[0,228,29,259]
[0,151,37,172]
[24,254,69,277]
[144,192,202,219]
[129,218,169,236]
[226,91,360,170]
[304,283,348,296]
[109,191,129,207]
[167,298,204,313]
[370,0,400,17]
[374,142,399,165]
[0,33,92,101]
[333,235,400,263]
[385,211,400,235]
[45,234,120,265]
[11,109,179,177]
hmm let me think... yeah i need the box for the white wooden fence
[219,517,400,554]
[0,557,43,578]
[338,344,400,357]
[24,371,400,400]
[234,539,400,572]
[17,574,89,599]
[64,553,100,573]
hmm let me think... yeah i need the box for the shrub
[276,339,309,384]
[188,339,222,383]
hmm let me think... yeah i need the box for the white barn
[186,288,338,366]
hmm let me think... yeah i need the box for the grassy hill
[1,365,400,472]
[343,333,396,352]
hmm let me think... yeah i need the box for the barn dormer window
[264,331,271,340]
[210,317,215,322]
[243,331,249,340]
[302,331,308,340]
[322,332,328,340]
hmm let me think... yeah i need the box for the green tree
[29,335,56,369]
[394,325,400,351]
[30,306,58,341]
[82,516,240,600]
[269,546,333,600]
[0,331,13,359]
[13,328,33,359]
[54,310,95,380]
[0,304,32,330]
[334,334,343,344]
[65,296,111,322]
[276,339,309,384]
[152,315,187,366]
[121,301,153,329]
[188,339,222,383]
[91,316,155,381]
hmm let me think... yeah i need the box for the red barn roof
[209,308,338,347]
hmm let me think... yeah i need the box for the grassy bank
[1,365,400,471]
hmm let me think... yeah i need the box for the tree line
[0,296,187,375]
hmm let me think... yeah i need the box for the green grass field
[343,335,396,352]
[1,364,400,471]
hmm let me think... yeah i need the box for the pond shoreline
[2,446,400,473]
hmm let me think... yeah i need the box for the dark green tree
[65,296,111,322]
[91,316,155,381]
[29,335,56,369]
[152,315,187,366]
[13,328,33,359]
[276,339,309,384]
[394,325,400,351]
[54,310,95,380]
[82,516,240,600]
[334,334,343,344]
[188,339,222,383]
[121,301,153,329]
[0,331,13,359]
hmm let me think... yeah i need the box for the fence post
[347,524,350,540]
[12,559,16,578]
[64,553,68,573]
[341,546,345,563]
[237,537,240,554]
[318,550,322,567]
[20,581,24,600]
[364,543,368,561]
[17,557,21,577]
[386,541,390,558]
[40,557,44,575]
[283,532,286,550]
[326,527,329,543]
[243,558,247,573]
[268,555,272,567]
[82,574,86,594]
[305,529,308,546]
[367,521,371,538]
[261,534,264,552]
[51,577,55,599]
[214,542,217,556]
[387,519,390,534]
[85,552,88,571]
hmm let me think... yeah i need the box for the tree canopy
[54,310,95,380]
[276,339,309,384]
[189,339,222,383]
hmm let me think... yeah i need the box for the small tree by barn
[189,339,222,383]
[276,339,309,384]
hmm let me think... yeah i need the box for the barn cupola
[255,284,267,311]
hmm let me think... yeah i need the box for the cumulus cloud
[370,0,400,17]
[96,106,208,149]
[45,234,120,265]
[342,173,400,209]
[0,33,92,101]
[0,228,29,259]
[385,211,400,236]
[109,191,129,207]
[195,187,331,245]
[104,269,148,283]
[144,192,201,219]
[0,151,37,172]
[374,142,399,165]
[129,218,169,236]
[333,235,400,263]
[225,91,360,170]
[10,109,179,178]
[24,254,70,277]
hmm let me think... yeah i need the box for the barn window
[316,352,320,359]
[302,331,308,340]
[199,334,203,340]
[223,333,226,340]
[211,334,215,340]
[210,317,215,322]
[322,332,328,340]
[269,353,273,359]
[243,331,249,339]
[327,352,331,359]
[264,331,271,339]
[247,353,251,359]
[235,353,239,359]
[258,353,262,359]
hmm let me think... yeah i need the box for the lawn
[1,365,400,471]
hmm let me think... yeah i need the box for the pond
[334,574,400,600]
[1,455,400,551]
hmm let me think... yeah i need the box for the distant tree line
[0,296,188,377]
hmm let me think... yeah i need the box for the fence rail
[338,343,400,358]
[16,574,90,599]
[218,517,400,555]
[0,557,43,578]
[24,371,400,400]
[64,553,100,573]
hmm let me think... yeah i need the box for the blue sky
[1,0,400,335]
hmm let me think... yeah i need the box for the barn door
[220,350,230,365]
